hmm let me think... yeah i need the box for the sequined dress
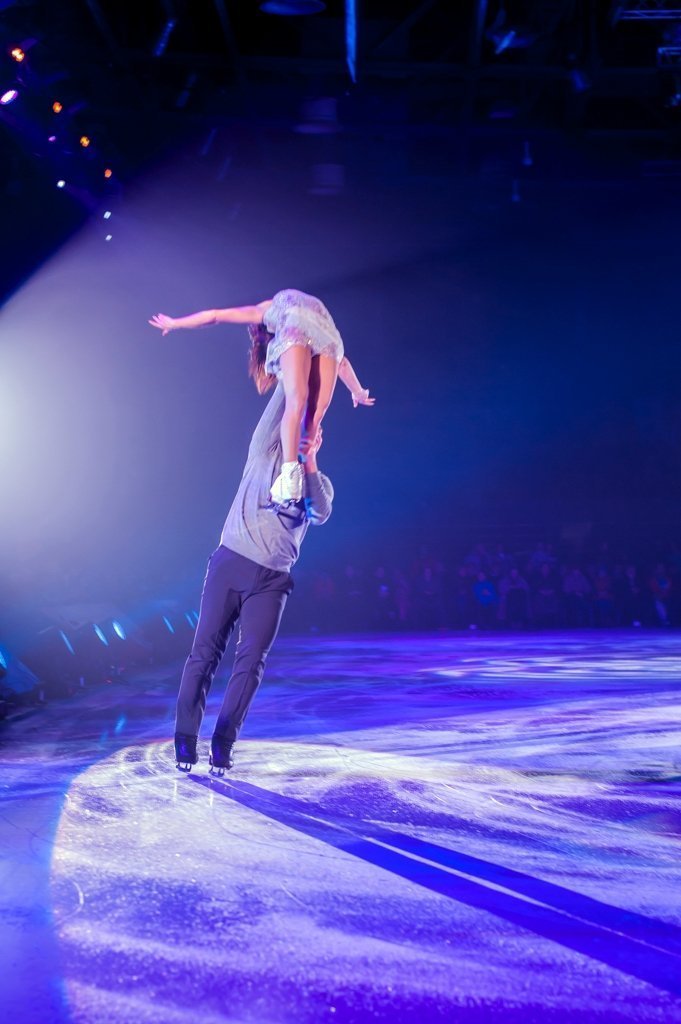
[263,289,345,380]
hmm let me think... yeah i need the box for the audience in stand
[472,572,498,628]
[649,563,673,627]
[618,564,646,627]
[7,534,681,637]
[292,535,681,632]
[592,569,615,628]
[563,565,592,626]
[498,567,531,628]
[414,564,447,630]
[531,563,561,628]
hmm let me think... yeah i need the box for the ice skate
[175,732,198,772]
[269,460,303,510]
[209,734,234,776]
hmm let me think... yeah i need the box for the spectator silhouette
[499,567,531,628]
[563,565,592,627]
[649,563,673,626]
[593,568,615,627]
[414,565,446,631]
[532,562,561,628]
[472,571,499,628]
[617,564,647,626]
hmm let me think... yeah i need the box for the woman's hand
[352,388,375,408]
[148,313,177,335]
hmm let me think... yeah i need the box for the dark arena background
[2,3,681,1023]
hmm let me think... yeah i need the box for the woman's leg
[302,354,339,446]
[279,345,312,462]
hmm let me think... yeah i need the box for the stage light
[105,234,112,242]
[79,135,90,148]
[56,179,66,188]
[52,100,63,113]
[19,625,81,698]
[103,167,113,178]
[163,616,175,634]
[48,134,57,143]
[93,624,109,646]
[346,0,357,82]
[103,210,112,219]
[492,29,516,54]
[153,17,177,58]
[260,0,325,11]
[570,68,591,93]
[59,630,76,656]
[112,621,126,640]
[0,89,18,105]
[10,47,25,63]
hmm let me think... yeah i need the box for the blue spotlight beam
[345,0,357,83]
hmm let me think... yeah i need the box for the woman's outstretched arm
[149,301,271,335]
[338,356,375,408]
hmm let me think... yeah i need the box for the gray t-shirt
[220,385,333,573]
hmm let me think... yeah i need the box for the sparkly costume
[263,289,345,379]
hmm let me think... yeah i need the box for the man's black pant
[175,545,293,744]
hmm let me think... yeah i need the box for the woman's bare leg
[302,354,338,447]
[279,345,312,462]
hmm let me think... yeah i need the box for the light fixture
[56,179,66,188]
[153,18,177,58]
[104,167,113,179]
[103,210,112,219]
[0,89,18,105]
[79,135,91,148]
[93,624,109,646]
[10,47,25,63]
[260,1,325,13]
[52,100,63,113]
[59,631,76,655]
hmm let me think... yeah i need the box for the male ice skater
[174,384,333,773]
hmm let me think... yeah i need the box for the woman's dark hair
[247,323,276,395]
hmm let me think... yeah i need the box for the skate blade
[209,764,227,777]
[176,761,193,773]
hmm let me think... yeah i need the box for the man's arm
[303,471,333,526]
[301,431,333,525]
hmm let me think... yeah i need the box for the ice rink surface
[2,631,681,1023]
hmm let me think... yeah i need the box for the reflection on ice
[45,631,681,1022]
[0,629,678,1023]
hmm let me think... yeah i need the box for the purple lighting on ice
[2,631,681,1022]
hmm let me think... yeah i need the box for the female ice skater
[149,289,374,505]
